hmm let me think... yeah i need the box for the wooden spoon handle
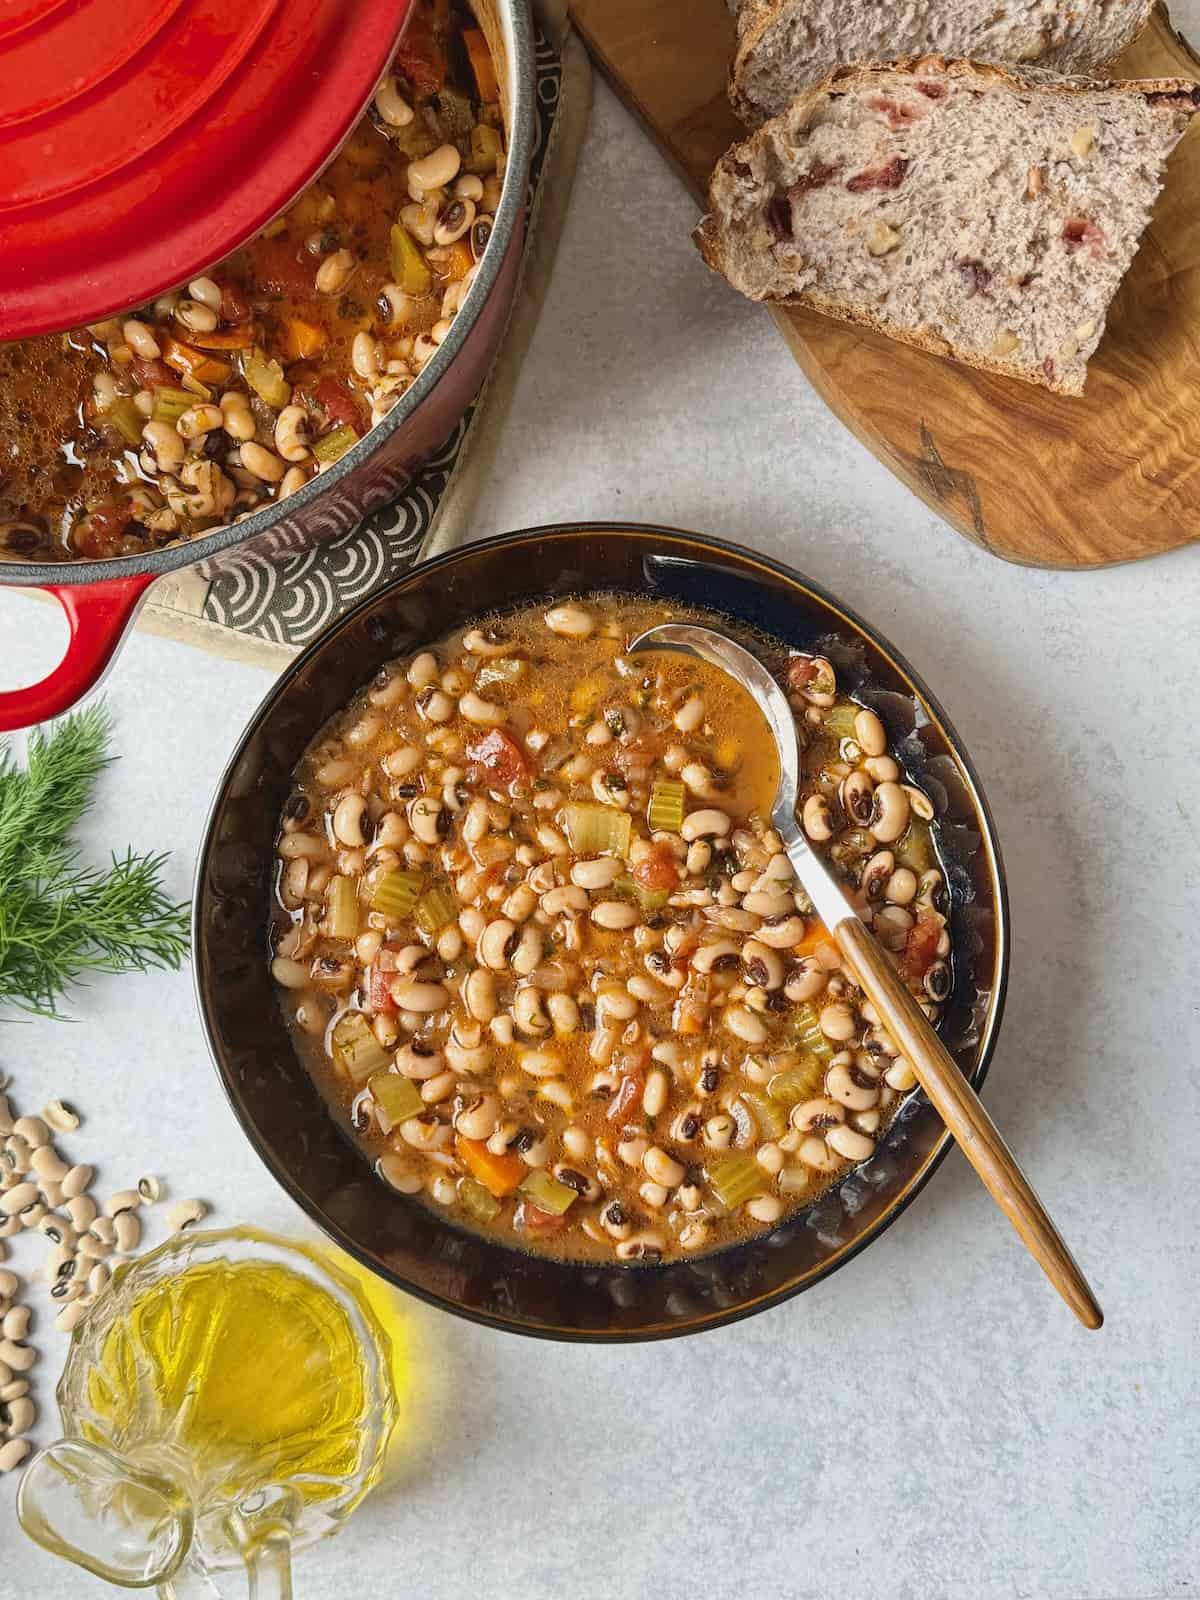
[834,917,1103,1330]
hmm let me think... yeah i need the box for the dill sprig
[0,705,190,1018]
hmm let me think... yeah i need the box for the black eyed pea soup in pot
[270,595,952,1263]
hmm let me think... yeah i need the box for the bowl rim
[193,521,1011,1341]
[0,0,538,591]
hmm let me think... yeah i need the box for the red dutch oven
[0,0,536,731]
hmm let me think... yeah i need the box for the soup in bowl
[195,525,1008,1338]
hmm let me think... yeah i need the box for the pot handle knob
[0,575,155,732]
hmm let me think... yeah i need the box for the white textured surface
[2,49,1199,1599]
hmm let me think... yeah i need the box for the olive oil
[81,1253,374,1507]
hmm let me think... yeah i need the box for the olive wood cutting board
[568,0,1200,568]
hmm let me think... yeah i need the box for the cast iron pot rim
[193,521,1012,1342]
[0,0,538,591]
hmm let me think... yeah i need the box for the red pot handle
[0,574,156,732]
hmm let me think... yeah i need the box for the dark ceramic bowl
[194,524,1009,1341]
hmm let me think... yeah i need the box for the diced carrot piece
[455,1135,524,1198]
[283,317,327,361]
[463,28,499,102]
[444,239,474,281]
[186,324,255,350]
[792,921,832,958]
[161,336,232,386]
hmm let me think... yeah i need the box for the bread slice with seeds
[695,58,1198,394]
[732,0,1158,124]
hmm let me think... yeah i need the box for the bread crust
[695,57,1199,394]
[730,0,1160,124]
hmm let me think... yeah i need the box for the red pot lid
[0,0,414,340]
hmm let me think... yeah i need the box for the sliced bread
[695,58,1198,394]
[732,0,1157,124]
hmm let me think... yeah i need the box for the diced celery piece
[458,1176,501,1224]
[767,1059,825,1106]
[369,1070,424,1133]
[823,703,859,741]
[742,1090,788,1141]
[475,657,526,691]
[792,1002,832,1061]
[151,387,195,425]
[244,348,291,409]
[647,778,685,834]
[325,874,359,939]
[389,223,432,296]
[371,868,422,920]
[414,882,457,935]
[563,802,631,858]
[467,122,503,173]
[180,374,214,400]
[708,1153,766,1210]
[101,396,143,447]
[312,424,359,465]
[332,1012,390,1086]
[519,1169,577,1216]
[896,819,935,874]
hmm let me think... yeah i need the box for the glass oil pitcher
[17,1227,396,1597]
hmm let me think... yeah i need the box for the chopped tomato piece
[283,316,328,361]
[606,1069,645,1123]
[899,913,942,984]
[186,324,255,350]
[394,15,446,97]
[519,1201,564,1237]
[255,237,318,300]
[465,729,528,791]
[792,920,831,958]
[633,841,678,894]
[132,356,175,390]
[368,963,396,1014]
[786,657,817,691]
[161,337,232,386]
[218,280,251,323]
[310,376,366,434]
[456,1134,524,1198]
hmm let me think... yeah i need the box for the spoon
[628,621,1103,1330]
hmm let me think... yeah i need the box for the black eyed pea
[541,885,589,916]
[643,1146,686,1188]
[30,1145,68,1184]
[756,915,807,950]
[517,1132,552,1169]
[510,924,542,977]
[704,906,761,934]
[240,441,286,484]
[434,198,476,247]
[854,708,887,757]
[616,1134,649,1169]
[679,1220,710,1252]
[756,1141,785,1176]
[570,857,622,891]
[600,1201,633,1241]
[861,850,895,902]
[114,1211,141,1253]
[741,889,794,919]
[639,1180,670,1211]
[1,1305,30,1341]
[841,770,876,829]
[519,1048,562,1080]
[562,1124,592,1161]
[869,781,911,844]
[123,319,160,359]
[459,691,506,727]
[590,901,639,931]
[416,686,455,723]
[501,883,538,923]
[819,1001,857,1042]
[374,73,413,126]
[141,419,185,474]
[274,404,312,462]
[702,1113,735,1151]
[852,1109,882,1135]
[723,1006,767,1046]
[826,1055,881,1111]
[378,1154,422,1194]
[391,980,449,1013]
[826,1123,875,1163]
[512,987,551,1037]
[0,1338,34,1372]
[615,1230,665,1262]
[681,761,721,800]
[408,143,462,196]
[885,1057,918,1092]
[802,794,835,843]
[681,808,731,842]
[790,1097,846,1135]
[886,867,918,906]
[220,391,256,441]
[332,792,369,848]
[174,297,218,334]
[864,755,900,784]
[547,993,581,1036]
[315,248,357,295]
[176,403,223,439]
[795,655,837,706]
[398,1116,451,1152]
[395,1043,444,1081]
[0,1437,31,1473]
[642,1067,670,1118]
[408,797,447,846]
[798,1135,842,1173]
[745,1194,785,1224]
[741,939,785,990]
[464,967,498,1020]
[554,1165,600,1203]
[544,602,594,639]
[454,1094,501,1141]
[0,1183,37,1218]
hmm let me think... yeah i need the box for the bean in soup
[270,596,952,1263]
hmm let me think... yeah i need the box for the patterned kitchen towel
[130,11,589,670]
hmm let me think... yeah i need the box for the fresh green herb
[0,705,190,1017]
